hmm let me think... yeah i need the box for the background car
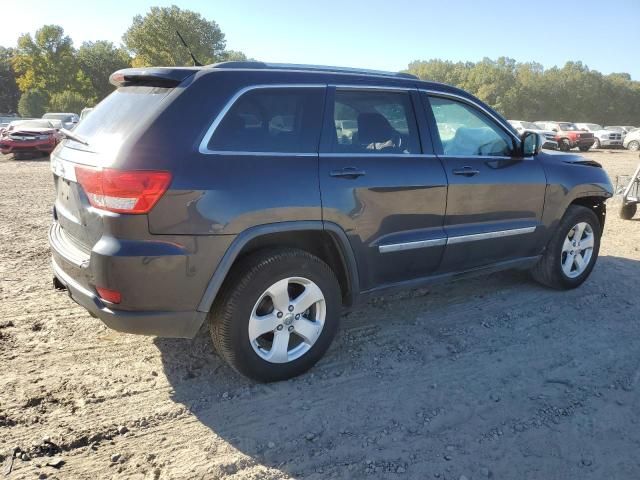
[606,125,636,134]
[623,128,640,151]
[535,121,595,151]
[42,112,79,130]
[79,107,94,122]
[0,119,62,158]
[508,120,558,149]
[575,123,623,149]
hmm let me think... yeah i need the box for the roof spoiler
[109,68,198,88]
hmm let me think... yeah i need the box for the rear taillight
[74,166,171,214]
[96,286,121,304]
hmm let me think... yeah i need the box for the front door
[423,93,547,272]
[320,87,448,291]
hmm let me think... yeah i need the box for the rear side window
[208,88,324,153]
[331,90,420,154]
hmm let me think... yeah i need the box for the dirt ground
[1,149,639,480]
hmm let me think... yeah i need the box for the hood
[5,127,56,135]
[541,150,602,168]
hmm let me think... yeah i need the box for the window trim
[421,89,521,146]
[326,86,423,155]
[198,83,326,155]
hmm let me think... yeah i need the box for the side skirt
[357,255,541,301]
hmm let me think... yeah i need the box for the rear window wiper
[60,128,89,146]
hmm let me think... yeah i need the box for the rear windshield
[72,86,171,144]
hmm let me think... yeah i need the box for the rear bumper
[52,257,206,338]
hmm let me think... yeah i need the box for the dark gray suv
[50,62,613,381]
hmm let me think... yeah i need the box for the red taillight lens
[75,167,171,214]
[96,286,121,304]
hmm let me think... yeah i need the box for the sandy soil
[1,149,639,480]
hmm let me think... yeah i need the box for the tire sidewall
[551,209,601,288]
[222,252,340,381]
[628,141,639,151]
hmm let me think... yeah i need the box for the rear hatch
[51,68,196,254]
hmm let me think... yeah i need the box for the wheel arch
[568,194,608,233]
[197,221,360,313]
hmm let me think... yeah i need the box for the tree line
[0,5,247,117]
[1,5,639,126]
[406,57,640,125]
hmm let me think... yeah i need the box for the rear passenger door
[422,92,547,272]
[319,86,448,291]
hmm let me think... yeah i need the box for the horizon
[2,0,639,80]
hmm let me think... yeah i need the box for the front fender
[539,151,613,245]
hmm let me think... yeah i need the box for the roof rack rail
[209,61,418,80]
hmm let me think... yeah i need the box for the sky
[2,0,639,79]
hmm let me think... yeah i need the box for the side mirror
[521,131,541,156]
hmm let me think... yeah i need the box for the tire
[531,205,601,290]
[592,138,601,149]
[209,248,341,382]
[578,146,590,152]
[619,203,637,220]
[627,140,640,151]
[559,138,571,152]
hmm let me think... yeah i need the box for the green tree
[77,41,131,102]
[0,47,20,113]
[48,91,89,114]
[17,89,48,117]
[12,25,78,94]
[123,5,226,67]
[406,58,640,125]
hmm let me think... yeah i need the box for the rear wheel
[578,146,591,152]
[531,205,601,289]
[619,203,637,220]
[627,140,640,151]
[592,138,601,149]
[209,248,341,382]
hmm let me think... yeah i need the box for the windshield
[582,123,602,131]
[558,123,580,131]
[73,87,170,143]
[521,121,539,130]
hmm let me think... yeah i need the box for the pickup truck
[535,121,595,152]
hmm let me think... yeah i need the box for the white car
[605,125,636,135]
[575,123,623,149]
[623,128,640,151]
[508,120,558,150]
[42,112,79,130]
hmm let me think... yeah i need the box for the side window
[428,96,513,157]
[331,90,420,154]
[208,88,324,153]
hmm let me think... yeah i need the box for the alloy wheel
[248,277,326,363]
[561,222,595,278]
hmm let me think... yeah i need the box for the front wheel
[531,205,601,289]
[592,138,601,149]
[578,146,591,152]
[209,248,341,382]
[627,140,640,151]
[559,138,571,152]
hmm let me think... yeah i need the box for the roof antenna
[176,30,202,66]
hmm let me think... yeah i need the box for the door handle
[329,167,366,179]
[452,166,480,177]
